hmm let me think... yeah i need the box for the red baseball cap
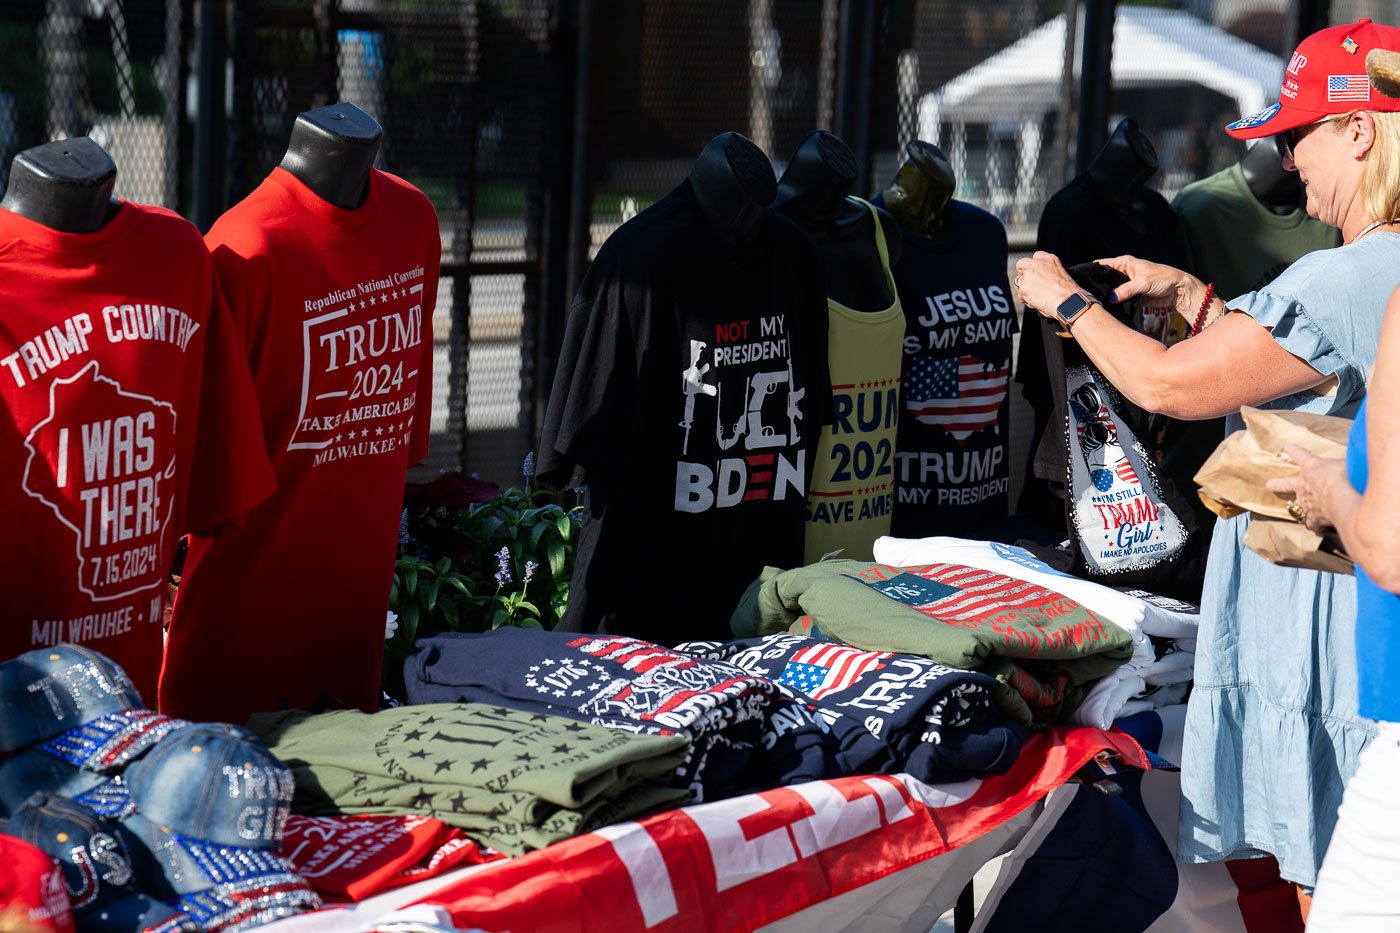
[1227,19,1400,139]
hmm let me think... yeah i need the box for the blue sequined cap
[41,709,187,772]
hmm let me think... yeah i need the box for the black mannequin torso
[686,132,776,250]
[773,130,902,312]
[881,140,955,241]
[279,102,383,210]
[1239,136,1304,215]
[1,137,120,233]
[1086,118,1159,237]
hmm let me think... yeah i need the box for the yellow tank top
[804,197,905,563]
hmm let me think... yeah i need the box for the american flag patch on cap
[1329,74,1371,101]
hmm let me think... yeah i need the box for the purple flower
[523,560,538,585]
[495,547,512,585]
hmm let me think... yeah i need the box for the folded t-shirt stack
[872,537,1200,728]
[674,633,1027,784]
[405,629,833,801]
[730,559,1138,728]
[248,703,691,857]
[1111,589,1196,719]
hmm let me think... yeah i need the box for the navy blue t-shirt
[871,196,1014,537]
[677,633,1026,786]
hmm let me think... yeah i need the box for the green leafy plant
[454,482,578,630]
[383,555,476,700]
[381,458,583,702]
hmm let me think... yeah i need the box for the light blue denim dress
[1177,232,1400,887]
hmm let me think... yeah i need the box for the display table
[258,726,1150,933]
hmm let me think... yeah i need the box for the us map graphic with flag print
[904,355,1010,441]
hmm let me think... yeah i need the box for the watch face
[1057,292,1090,325]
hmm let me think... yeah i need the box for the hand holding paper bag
[1194,406,1354,574]
[1266,444,1353,534]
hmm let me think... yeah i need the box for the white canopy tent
[917,6,1285,211]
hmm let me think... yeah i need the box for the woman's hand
[1266,443,1352,533]
[1096,255,1206,321]
[1013,251,1086,321]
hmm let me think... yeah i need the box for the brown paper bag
[1243,516,1354,575]
[1193,406,1354,574]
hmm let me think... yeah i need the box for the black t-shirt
[871,195,1014,537]
[1016,174,1187,533]
[537,180,829,646]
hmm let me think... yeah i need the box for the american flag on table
[905,355,1009,441]
[776,643,889,700]
[1328,74,1370,101]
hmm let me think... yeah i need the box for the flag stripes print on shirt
[572,635,771,722]
[904,355,1009,440]
[914,564,1061,621]
[777,643,891,700]
[1115,459,1140,485]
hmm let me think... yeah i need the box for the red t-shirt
[163,168,440,723]
[0,203,274,702]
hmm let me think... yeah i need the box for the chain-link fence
[2,0,1329,493]
[1,0,183,205]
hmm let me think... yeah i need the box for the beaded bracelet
[1189,282,1215,337]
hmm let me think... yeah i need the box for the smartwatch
[1055,291,1095,329]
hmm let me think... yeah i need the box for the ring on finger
[1014,273,1023,287]
[1286,500,1308,524]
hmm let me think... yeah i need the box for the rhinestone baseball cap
[0,646,144,753]
[117,723,320,932]
[2,793,198,933]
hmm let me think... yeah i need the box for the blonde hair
[1343,110,1400,222]
[1302,111,1400,221]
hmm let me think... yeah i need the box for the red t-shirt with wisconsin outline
[0,202,275,702]
[163,167,440,723]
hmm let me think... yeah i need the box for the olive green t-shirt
[732,560,1134,727]
[249,703,691,856]
[1172,162,1340,302]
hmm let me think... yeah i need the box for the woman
[1266,285,1400,931]
[1014,19,1400,900]
[1264,46,1400,929]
